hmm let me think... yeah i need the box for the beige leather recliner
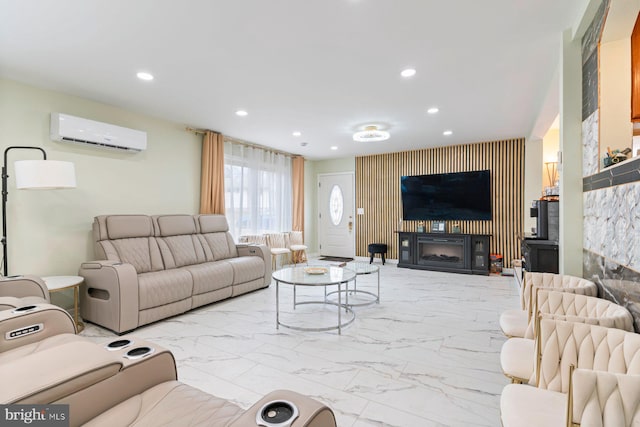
[1,332,336,427]
[500,318,640,426]
[0,275,77,352]
[80,214,272,333]
[0,275,51,310]
[501,289,634,384]
[499,272,598,338]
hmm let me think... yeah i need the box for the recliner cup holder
[105,339,133,351]
[123,346,155,360]
[13,305,37,313]
[255,400,299,427]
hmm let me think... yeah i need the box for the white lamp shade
[14,160,76,189]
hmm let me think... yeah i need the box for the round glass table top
[272,266,356,286]
[346,261,379,274]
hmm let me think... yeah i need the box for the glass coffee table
[327,261,380,307]
[272,266,356,334]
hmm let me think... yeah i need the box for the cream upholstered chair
[568,368,640,426]
[500,318,640,427]
[501,289,634,384]
[265,233,291,270]
[288,231,308,265]
[499,272,598,338]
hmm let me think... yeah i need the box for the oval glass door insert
[329,185,344,226]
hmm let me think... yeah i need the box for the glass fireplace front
[417,236,468,270]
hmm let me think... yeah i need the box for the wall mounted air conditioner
[50,113,147,152]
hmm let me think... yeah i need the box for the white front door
[318,173,355,258]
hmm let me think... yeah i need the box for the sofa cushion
[198,233,238,261]
[104,215,154,240]
[157,235,206,269]
[153,215,197,237]
[227,257,266,285]
[183,262,234,295]
[83,381,244,427]
[106,238,164,274]
[138,270,193,310]
[196,214,229,233]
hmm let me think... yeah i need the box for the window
[224,140,292,238]
[329,184,343,225]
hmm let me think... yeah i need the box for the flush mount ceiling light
[443,130,453,136]
[353,125,390,142]
[427,107,439,114]
[235,110,248,117]
[330,146,338,150]
[292,131,302,137]
[136,72,154,81]
[400,68,416,78]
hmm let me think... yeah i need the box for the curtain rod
[186,127,300,158]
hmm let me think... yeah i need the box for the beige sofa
[79,214,271,333]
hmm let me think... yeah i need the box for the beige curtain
[292,156,304,231]
[291,156,305,263]
[199,131,225,214]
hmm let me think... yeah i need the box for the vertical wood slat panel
[355,138,525,268]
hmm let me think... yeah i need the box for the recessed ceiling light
[443,130,453,136]
[330,146,338,150]
[427,107,439,114]
[136,72,154,81]
[353,125,390,142]
[401,68,416,78]
[292,131,302,137]
[235,110,248,117]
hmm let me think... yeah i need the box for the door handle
[348,221,353,231]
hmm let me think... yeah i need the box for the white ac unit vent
[50,113,147,152]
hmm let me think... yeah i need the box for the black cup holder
[105,339,133,351]
[256,400,299,427]
[13,305,37,313]
[124,346,155,360]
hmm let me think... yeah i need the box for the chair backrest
[536,318,640,393]
[524,272,598,321]
[93,215,164,274]
[195,214,238,261]
[240,234,267,246]
[524,290,634,339]
[289,231,304,246]
[152,215,205,268]
[266,233,288,249]
[569,368,640,427]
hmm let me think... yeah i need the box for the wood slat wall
[355,138,525,268]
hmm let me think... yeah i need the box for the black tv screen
[401,170,492,221]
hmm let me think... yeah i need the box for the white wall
[0,79,201,276]
[523,138,543,233]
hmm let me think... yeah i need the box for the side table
[42,275,85,332]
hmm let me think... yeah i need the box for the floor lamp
[2,146,76,276]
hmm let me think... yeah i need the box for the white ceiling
[0,0,585,159]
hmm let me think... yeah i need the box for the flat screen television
[401,170,492,221]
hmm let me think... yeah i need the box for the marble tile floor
[80,260,519,426]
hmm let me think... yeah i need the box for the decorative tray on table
[304,267,328,275]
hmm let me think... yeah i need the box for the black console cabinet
[521,238,558,273]
[397,232,490,275]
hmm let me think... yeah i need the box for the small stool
[368,243,387,265]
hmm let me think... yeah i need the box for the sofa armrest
[229,390,336,427]
[237,244,272,285]
[79,261,139,334]
[0,275,49,302]
[0,303,76,352]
